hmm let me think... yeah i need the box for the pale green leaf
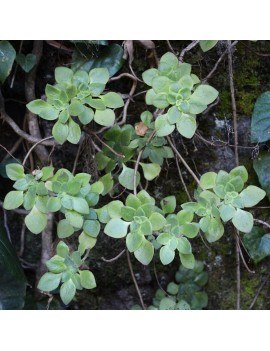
[232,209,253,233]
[134,239,154,265]
[139,163,161,181]
[240,186,266,207]
[119,165,140,190]
[37,272,62,292]
[52,121,69,144]
[3,190,24,210]
[104,218,130,238]
[200,172,217,189]
[25,205,47,234]
[6,163,24,181]
[160,245,175,265]
[60,279,76,305]
[79,270,96,289]
[57,219,75,238]
[94,109,115,127]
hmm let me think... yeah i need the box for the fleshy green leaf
[55,67,73,84]
[149,213,166,231]
[25,206,47,234]
[56,241,70,258]
[179,253,195,269]
[134,239,154,265]
[189,85,218,114]
[46,255,66,274]
[177,237,192,254]
[119,165,140,190]
[79,270,96,289]
[94,109,115,127]
[60,279,76,305]
[107,200,123,219]
[126,232,144,252]
[101,92,124,108]
[27,100,59,120]
[89,68,110,84]
[155,115,175,137]
[200,172,217,190]
[37,272,62,292]
[229,166,248,183]
[3,190,24,210]
[240,186,266,207]
[176,115,197,139]
[83,220,100,237]
[57,219,75,238]
[67,118,81,144]
[232,209,253,233]
[6,163,24,181]
[161,196,176,214]
[160,245,175,265]
[52,121,69,144]
[104,218,130,238]
[139,163,161,181]
[199,40,218,52]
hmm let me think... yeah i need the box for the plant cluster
[132,260,208,310]
[2,46,267,307]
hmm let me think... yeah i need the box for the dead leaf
[135,122,148,136]
[123,40,134,65]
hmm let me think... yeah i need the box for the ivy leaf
[134,239,154,265]
[160,245,175,265]
[16,53,36,73]
[243,226,270,263]
[119,165,140,190]
[239,186,266,207]
[139,163,161,181]
[104,218,130,238]
[37,272,62,292]
[253,153,270,200]
[94,109,115,127]
[60,279,76,305]
[79,270,96,289]
[251,92,270,143]
[199,40,218,52]
[155,115,175,137]
[232,209,253,233]
[3,190,24,210]
[25,205,47,234]
[0,41,16,83]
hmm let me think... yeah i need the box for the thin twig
[249,273,270,310]
[166,40,177,55]
[227,39,241,310]
[126,249,146,310]
[72,135,84,175]
[254,218,270,230]
[82,248,91,262]
[1,137,23,162]
[84,129,124,158]
[22,136,54,166]
[0,200,29,214]
[19,222,26,257]
[101,249,126,263]
[179,40,199,62]
[234,232,255,274]
[10,40,23,89]
[202,41,238,82]
[3,209,11,242]
[167,136,201,187]
[0,143,22,164]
